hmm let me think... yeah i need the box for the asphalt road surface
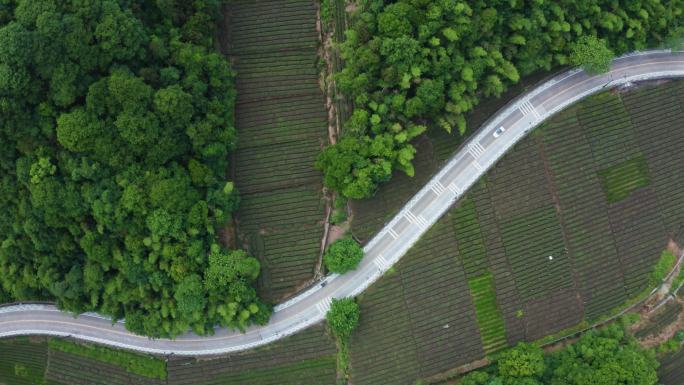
[1,50,683,355]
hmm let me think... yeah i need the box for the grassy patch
[651,250,677,287]
[468,273,507,353]
[597,155,651,203]
[670,266,684,295]
[451,198,488,277]
[48,338,166,380]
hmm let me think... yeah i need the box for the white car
[493,126,506,138]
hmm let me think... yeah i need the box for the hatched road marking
[468,142,486,158]
[405,211,428,230]
[431,181,446,195]
[519,100,541,120]
[316,297,332,315]
[374,254,389,270]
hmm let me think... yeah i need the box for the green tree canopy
[570,35,615,74]
[459,324,659,385]
[497,343,545,379]
[326,297,360,340]
[323,238,365,273]
[0,0,269,338]
[321,0,683,198]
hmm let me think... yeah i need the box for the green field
[0,337,166,385]
[1,79,683,385]
[227,0,330,302]
[658,345,684,385]
[0,325,337,385]
[598,155,651,203]
[350,217,484,385]
[468,274,507,353]
[48,339,166,380]
[0,337,47,385]
[346,81,684,384]
[166,325,337,385]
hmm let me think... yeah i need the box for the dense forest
[317,0,684,199]
[461,324,660,385]
[0,0,270,337]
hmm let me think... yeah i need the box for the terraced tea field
[658,345,684,385]
[0,337,47,385]
[347,80,684,385]
[0,326,337,385]
[167,325,337,385]
[1,81,684,385]
[350,217,484,385]
[226,0,329,302]
[45,350,165,385]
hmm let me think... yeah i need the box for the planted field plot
[351,137,440,242]
[227,0,329,302]
[349,70,552,241]
[348,81,684,385]
[0,337,47,385]
[167,325,337,385]
[45,349,165,385]
[468,274,507,352]
[539,109,629,321]
[636,302,684,339]
[350,217,484,385]
[659,348,684,385]
[622,81,684,234]
[598,156,651,203]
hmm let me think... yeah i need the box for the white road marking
[468,142,486,157]
[316,297,332,315]
[519,100,541,120]
[0,53,682,357]
[388,228,399,239]
[431,181,446,195]
[405,211,427,230]
[472,161,483,172]
[374,254,389,270]
[448,183,463,195]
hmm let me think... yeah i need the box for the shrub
[497,343,544,379]
[48,338,167,379]
[318,0,682,198]
[650,250,677,287]
[326,298,360,340]
[570,35,614,74]
[323,238,364,273]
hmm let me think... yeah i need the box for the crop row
[167,325,336,385]
[576,93,640,169]
[451,198,488,278]
[468,274,508,352]
[350,217,484,385]
[658,348,684,385]
[345,82,684,385]
[486,138,554,219]
[228,0,329,302]
[467,181,527,345]
[622,82,684,232]
[635,302,683,339]
[541,106,631,321]
[0,338,47,385]
[45,350,164,385]
[351,137,440,241]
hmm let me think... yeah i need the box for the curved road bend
[1,50,683,356]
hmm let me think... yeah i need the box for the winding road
[1,50,684,356]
